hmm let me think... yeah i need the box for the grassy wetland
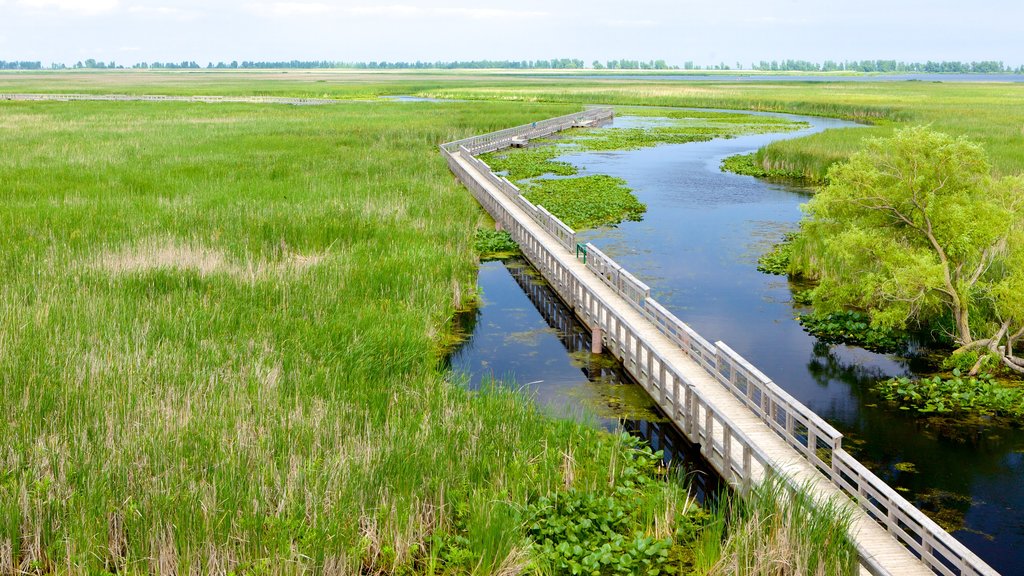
[1,95,694,573]
[0,74,863,576]
[414,77,1024,181]
[6,69,1020,573]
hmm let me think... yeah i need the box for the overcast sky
[2,0,1022,67]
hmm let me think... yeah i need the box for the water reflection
[447,258,720,498]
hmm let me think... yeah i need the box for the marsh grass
[695,476,858,576]
[0,96,710,573]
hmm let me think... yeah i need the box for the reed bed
[0,97,709,573]
[695,476,858,576]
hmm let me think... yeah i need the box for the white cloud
[247,3,545,20]
[600,18,658,28]
[17,0,118,14]
[436,7,547,20]
[250,2,335,17]
[346,4,423,17]
[127,5,201,19]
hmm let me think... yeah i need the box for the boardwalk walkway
[441,108,999,576]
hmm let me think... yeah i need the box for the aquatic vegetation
[473,228,519,259]
[480,144,578,180]
[722,152,809,181]
[798,311,908,353]
[893,461,919,473]
[912,488,981,536]
[525,436,683,575]
[876,371,1024,419]
[792,288,815,305]
[566,377,667,422]
[756,233,797,275]
[523,175,645,230]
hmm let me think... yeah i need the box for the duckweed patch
[893,461,919,473]
[914,488,975,534]
[756,233,797,275]
[569,381,666,422]
[876,370,1024,420]
[473,228,519,260]
[523,175,645,230]
[798,311,908,354]
[480,145,578,180]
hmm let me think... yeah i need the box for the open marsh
[4,70,1023,574]
[0,95,718,573]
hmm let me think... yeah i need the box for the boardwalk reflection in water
[447,258,720,499]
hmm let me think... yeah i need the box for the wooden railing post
[441,110,1000,576]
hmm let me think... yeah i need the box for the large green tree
[793,126,1024,373]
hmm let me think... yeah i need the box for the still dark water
[449,111,1024,573]
[447,258,721,498]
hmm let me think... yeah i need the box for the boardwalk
[441,109,1000,576]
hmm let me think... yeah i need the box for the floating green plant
[523,175,645,230]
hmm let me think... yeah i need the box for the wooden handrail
[439,111,1000,576]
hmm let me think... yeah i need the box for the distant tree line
[592,60,675,70]
[750,59,1024,74]
[128,59,589,70]
[5,58,1023,73]
[0,61,43,69]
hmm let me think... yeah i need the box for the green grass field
[6,69,985,574]
[5,70,1021,178]
[1,95,718,573]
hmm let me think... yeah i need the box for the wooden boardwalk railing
[441,108,1000,576]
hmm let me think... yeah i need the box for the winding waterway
[451,110,1024,573]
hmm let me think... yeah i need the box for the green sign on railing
[576,243,588,264]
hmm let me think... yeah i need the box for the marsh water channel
[447,110,1024,573]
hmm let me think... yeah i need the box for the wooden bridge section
[441,108,1000,576]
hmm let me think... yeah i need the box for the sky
[2,0,1022,67]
